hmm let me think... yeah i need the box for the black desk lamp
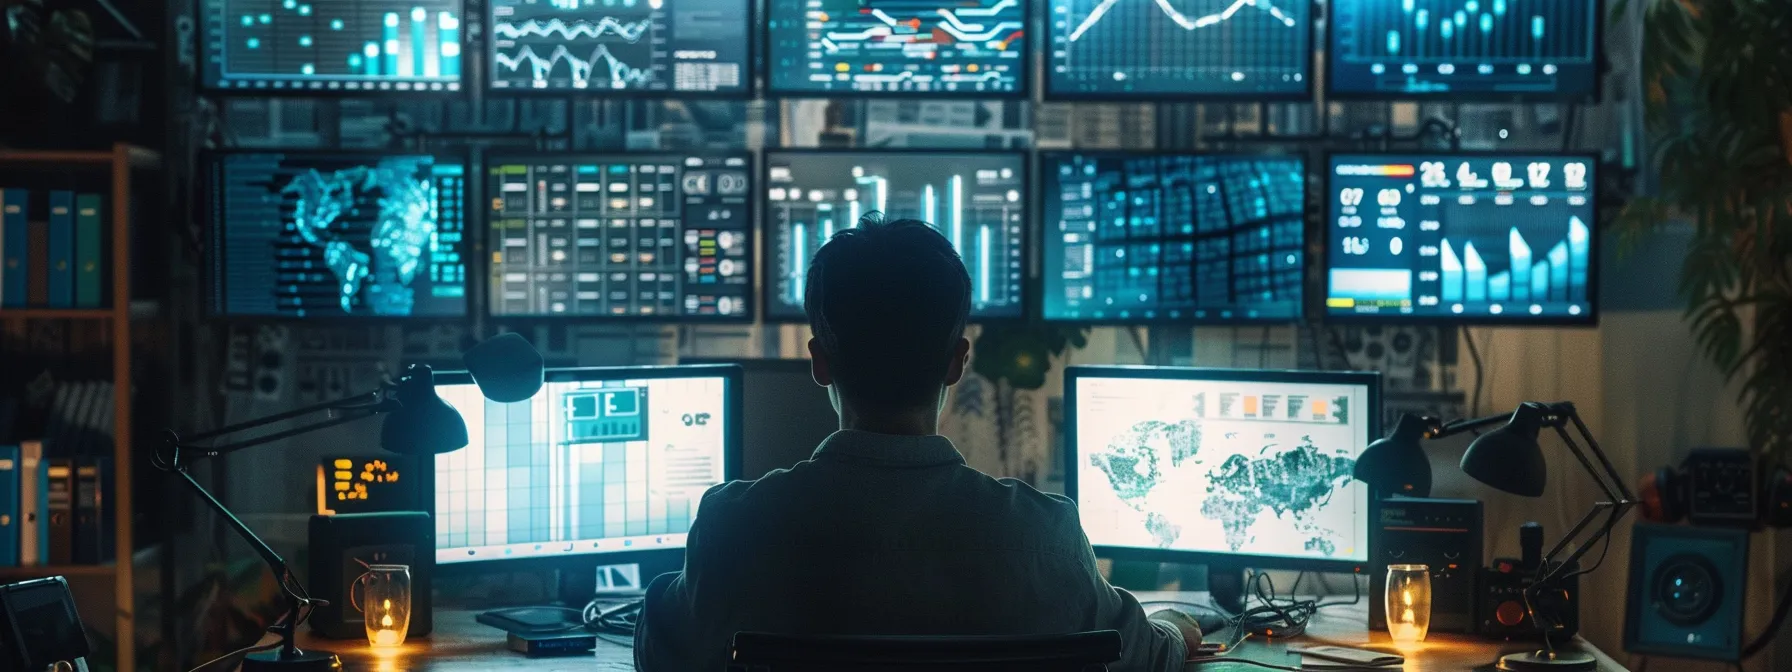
[154,334,544,670]
[1357,402,1634,672]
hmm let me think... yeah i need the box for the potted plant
[1614,0,1792,464]
[951,324,1089,484]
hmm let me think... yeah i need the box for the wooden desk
[1132,592,1628,672]
[296,592,1627,671]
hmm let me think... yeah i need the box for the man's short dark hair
[805,212,972,410]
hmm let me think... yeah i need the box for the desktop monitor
[762,151,1028,321]
[1327,0,1601,100]
[1324,153,1599,324]
[203,151,469,318]
[486,0,752,95]
[1040,152,1306,324]
[1046,0,1312,99]
[1065,366,1379,573]
[200,0,465,93]
[682,358,838,479]
[764,0,1027,96]
[485,153,753,321]
[429,364,742,570]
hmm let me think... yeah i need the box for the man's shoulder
[955,466,1083,531]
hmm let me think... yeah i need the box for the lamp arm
[180,388,386,444]
[164,406,386,465]
[1563,405,1636,503]
[1428,412,1509,439]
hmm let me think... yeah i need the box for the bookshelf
[0,143,154,672]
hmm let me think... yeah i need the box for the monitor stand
[1207,565,1247,615]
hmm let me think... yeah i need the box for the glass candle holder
[363,564,412,648]
[1385,564,1432,644]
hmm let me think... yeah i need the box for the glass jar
[363,564,412,648]
[1384,564,1432,644]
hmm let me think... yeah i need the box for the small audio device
[1623,523,1749,661]
[1639,448,1761,527]
[0,577,91,671]
[1478,522,1580,640]
[1368,498,1482,633]
[307,512,434,639]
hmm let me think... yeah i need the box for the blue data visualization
[202,0,464,92]
[1042,153,1306,323]
[488,0,750,94]
[766,0,1027,95]
[762,152,1028,320]
[1329,0,1599,99]
[1325,154,1597,323]
[1048,0,1311,98]
[205,153,468,317]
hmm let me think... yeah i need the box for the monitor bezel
[760,0,1032,100]
[1033,150,1310,326]
[199,148,475,322]
[757,148,1034,324]
[1041,0,1319,103]
[195,0,471,97]
[1320,150,1603,326]
[480,151,758,323]
[427,363,745,575]
[1062,365,1381,574]
[483,0,759,99]
[1322,0,1605,104]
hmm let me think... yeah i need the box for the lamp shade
[381,365,470,456]
[1355,413,1434,497]
[1459,403,1549,497]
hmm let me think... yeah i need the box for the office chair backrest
[726,630,1124,672]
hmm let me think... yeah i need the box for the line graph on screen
[1050,0,1309,96]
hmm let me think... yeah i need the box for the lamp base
[241,648,342,671]
[1495,649,1597,671]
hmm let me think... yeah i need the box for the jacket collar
[811,430,966,468]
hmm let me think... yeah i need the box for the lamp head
[380,365,470,456]
[1355,413,1435,498]
[1460,402,1550,497]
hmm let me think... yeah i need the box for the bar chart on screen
[202,0,464,91]
[1325,154,1597,323]
[762,152,1028,320]
[1328,0,1599,98]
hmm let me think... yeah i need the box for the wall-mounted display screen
[766,0,1027,96]
[201,0,465,92]
[205,152,468,317]
[762,151,1027,320]
[1047,0,1311,99]
[487,0,750,94]
[1328,0,1600,99]
[1325,153,1598,323]
[1041,152,1306,323]
[485,154,753,320]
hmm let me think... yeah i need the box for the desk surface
[294,592,1627,671]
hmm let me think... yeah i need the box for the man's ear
[808,338,834,387]
[943,336,971,386]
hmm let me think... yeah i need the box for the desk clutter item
[1622,523,1749,662]
[307,512,434,640]
[506,631,597,658]
[1291,645,1404,670]
[0,576,91,671]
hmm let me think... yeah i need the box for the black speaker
[1623,523,1749,661]
[1368,498,1482,633]
[307,512,434,640]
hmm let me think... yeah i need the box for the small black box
[1368,498,1483,633]
[507,631,597,658]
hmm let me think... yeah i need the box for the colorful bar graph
[383,12,400,76]
[411,8,429,77]
[440,12,460,76]
[1509,228,1531,303]
[1463,241,1486,302]
[1568,216,1589,301]
[1441,239,1463,302]
[1547,242,1569,302]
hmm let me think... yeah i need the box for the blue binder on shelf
[0,189,26,307]
[0,445,18,566]
[46,191,74,308]
[74,194,102,308]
